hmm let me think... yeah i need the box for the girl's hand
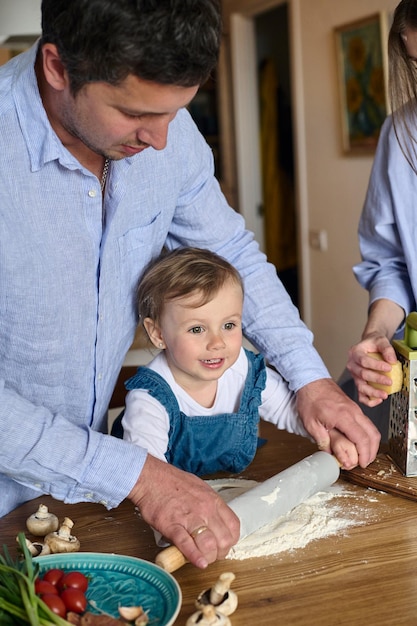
[327,428,358,470]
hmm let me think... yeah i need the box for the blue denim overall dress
[123,349,266,476]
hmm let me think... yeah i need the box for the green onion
[0,533,70,625]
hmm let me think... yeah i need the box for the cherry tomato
[60,587,87,614]
[40,593,67,618]
[42,568,64,587]
[35,579,59,596]
[58,571,89,592]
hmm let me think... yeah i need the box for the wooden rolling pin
[155,451,340,572]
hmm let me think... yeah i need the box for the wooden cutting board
[341,452,417,501]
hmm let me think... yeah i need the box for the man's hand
[128,454,240,569]
[296,378,380,468]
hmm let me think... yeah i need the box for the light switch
[309,229,328,251]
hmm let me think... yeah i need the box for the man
[0,0,379,569]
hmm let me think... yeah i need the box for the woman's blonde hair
[137,247,243,326]
[388,0,417,172]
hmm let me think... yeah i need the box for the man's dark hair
[40,0,222,94]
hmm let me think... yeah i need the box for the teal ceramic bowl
[34,552,181,625]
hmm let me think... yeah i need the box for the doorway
[255,4,298,307]
[225,0,311,323]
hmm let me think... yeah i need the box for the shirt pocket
[117,211,166,304]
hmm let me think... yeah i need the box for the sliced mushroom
[44,517,80,553]
[26,503,59,536]
[118,606,149,624]
[16,534,51,557]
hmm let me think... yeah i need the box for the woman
[346,0,417,433]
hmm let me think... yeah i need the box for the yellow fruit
[368,352,403,394]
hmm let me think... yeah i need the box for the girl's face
[402,27,417,60]
[151,279,243,392]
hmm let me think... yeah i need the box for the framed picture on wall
[335,13,389,155]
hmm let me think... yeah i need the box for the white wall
[0,1,41,39]
[298,0,397,379]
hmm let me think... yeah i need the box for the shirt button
[88,189,97,198]
[97,373,103,380]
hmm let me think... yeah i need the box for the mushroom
[186,604,232,626]
[26,503,59,536]
[196,572,238,616]
[16,534,51,557]
[44,517,80,553]
[118,606,149,625]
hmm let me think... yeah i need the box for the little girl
[117,247,353,474]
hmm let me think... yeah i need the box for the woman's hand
[347,334,399,406]
[346,298,405,406]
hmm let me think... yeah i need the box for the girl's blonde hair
[388,0,417,172]
[137,247,243,325]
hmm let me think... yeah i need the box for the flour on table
[206,478,379,560]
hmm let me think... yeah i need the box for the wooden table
[2,421,417,626]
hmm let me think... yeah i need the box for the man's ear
[143,318,165,350]
[41,43,70,91]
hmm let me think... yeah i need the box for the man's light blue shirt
[0,44,329,516]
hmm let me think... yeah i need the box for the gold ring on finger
[190,525,208,539]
